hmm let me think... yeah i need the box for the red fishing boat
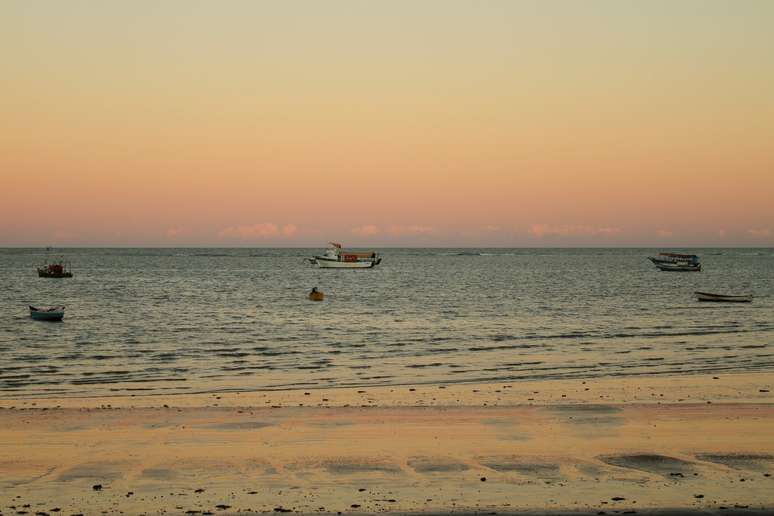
[37,256,73,278]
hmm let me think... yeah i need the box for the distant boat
[649,252,700,265]
[37,249,73,278]
[37,262,73,278]
[649,252,701,272]
[695,292,752,303]
[29,306,65,321]
[310,243,381,269]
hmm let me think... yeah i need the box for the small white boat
[695,292,752,303]
[311,243,381,269]
[29,305,65,321]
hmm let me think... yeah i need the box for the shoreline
[2,370,771,409]
[2,373,773,514]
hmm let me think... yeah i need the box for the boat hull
[314,257,380,269]
[695,292,752,303]
[38,270,73,278]
[656,263,701,272]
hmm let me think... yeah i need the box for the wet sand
[1,372,773,515]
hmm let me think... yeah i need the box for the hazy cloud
[165,227,186,239]
[350,224,434,237]
[218,222,298,241]
[52,229,79,242]
[656,229,674,237]
[529,224,621,238]
[387,225,435,236]
[747,228,772,237]
[351,224,380,237]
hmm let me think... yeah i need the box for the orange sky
[2,1,773,246]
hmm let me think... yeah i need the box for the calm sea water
[1,248,772,398]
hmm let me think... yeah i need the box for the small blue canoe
[30,305,65,321]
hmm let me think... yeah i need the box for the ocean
[1,248,772,398]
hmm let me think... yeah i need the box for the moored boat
[37,254,73,278]
[649,252,700,265]
[29,305,65,321]
[311,243,381,269]
[649,252,700,272]
[695,292,752,303]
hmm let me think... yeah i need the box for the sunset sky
[2,1,773,247]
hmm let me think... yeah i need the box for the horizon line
[2,245,773,250]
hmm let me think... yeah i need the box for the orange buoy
[308,288,324,301]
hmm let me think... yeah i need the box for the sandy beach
[2,372,773,515]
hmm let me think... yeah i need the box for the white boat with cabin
[648,252,701,272]
[311,243,381,269]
